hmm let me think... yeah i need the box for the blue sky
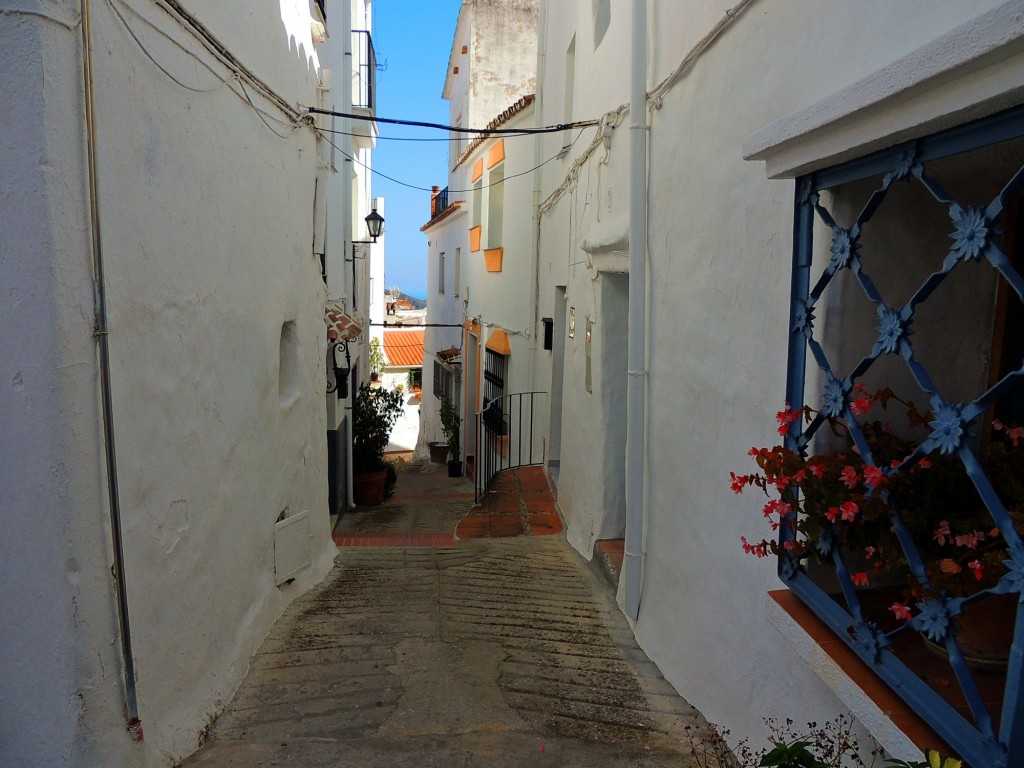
[372,0,463,299]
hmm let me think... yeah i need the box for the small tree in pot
[352,383,404,504]
[439,395,462,477]
[368,337,385,382]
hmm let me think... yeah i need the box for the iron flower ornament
[821,375,847,419]
[914,598,953,643]
[875,304,908,355]
[928,401,966,455]
[949,206,990,262]
[829,228,859,271]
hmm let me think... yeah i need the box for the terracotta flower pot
[353,470,387,506]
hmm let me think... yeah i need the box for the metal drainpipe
[623,0,648,621]
[80,0,142,737]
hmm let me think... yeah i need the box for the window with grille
[483,349,507,435]
[780,105,1024,768]
[433,359,458,413]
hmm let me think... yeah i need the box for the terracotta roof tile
[383,329,424,368]
[325,302,361,342]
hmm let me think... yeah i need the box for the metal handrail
[474,391,546,502]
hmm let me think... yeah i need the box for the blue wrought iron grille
[784,104,1024,768]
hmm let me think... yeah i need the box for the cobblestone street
[183,461,704,767]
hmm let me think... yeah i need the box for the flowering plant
[733,386,1024,619]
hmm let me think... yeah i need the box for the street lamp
[347,207,385,261]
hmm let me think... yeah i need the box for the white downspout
[529,1,548,393]
[341,0,356,509]
[623,0,648,621]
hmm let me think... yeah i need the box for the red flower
[889,602,913,621]
[852,572,869,587]
[933,520,950,546]
[850,397,872,415]
[730,472,748,494]
[776,406,801,436]
[840,466,859,489]
[840,501,859,522]
[968,560,984,580]
[825,506,840,523]
[808,463,826,479]
[863,465,886,488]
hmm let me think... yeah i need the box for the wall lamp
[326,339,351,399]
[346,207,385,261]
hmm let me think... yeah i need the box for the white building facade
[1,1,373,764]
[529,1,1024,766]
[418,0,539,474]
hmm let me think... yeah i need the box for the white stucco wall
[420,205,469,454]
[1,2,341,764]
[533,0,1016,757]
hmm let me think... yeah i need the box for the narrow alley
[183,461,704,767]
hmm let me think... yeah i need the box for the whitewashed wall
[534,0,1012,756]
[1,2,340,764]
[420,206,470,454]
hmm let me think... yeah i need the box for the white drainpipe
[623,0,648,621]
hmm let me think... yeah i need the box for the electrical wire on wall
[538,0,757,218]
[103,0,304,137]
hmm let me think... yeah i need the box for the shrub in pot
[440,395,462,477]
[352,383,404,505]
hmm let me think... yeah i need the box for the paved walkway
[183,461,704,767]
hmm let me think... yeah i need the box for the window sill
[766,589,952,760]
[744,2,1024,178]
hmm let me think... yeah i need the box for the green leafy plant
[683,716,964,768]
[352,382,404,475]
[439,395,461,463]
[368,337,386,375]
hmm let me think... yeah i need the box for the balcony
[350,29,377,149]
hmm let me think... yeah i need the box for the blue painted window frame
[784,104,1024,768]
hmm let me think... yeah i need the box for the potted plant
[368,337,385,383]
[352,382,404,505]
[439,395,462,477]
[427,440,449,464]
[734,386,1024,667]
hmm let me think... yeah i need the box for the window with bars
[780,105,1024,768]
[433,359,458,412]
[483,349,507,435]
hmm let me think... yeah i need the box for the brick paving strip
[183,462,706,767]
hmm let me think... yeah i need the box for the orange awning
[485,329,511,356]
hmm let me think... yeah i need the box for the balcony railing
[431,186,449,218]
[474,392,546,502]
[352,30,376,111]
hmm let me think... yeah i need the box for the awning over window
[436,347,462,365]
[383,329,424,368]
[485,329,511,356]
[325,302,361,342]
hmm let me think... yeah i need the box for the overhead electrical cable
[315,127,588,194]
[316,126,537,143]
[305,106,598,136]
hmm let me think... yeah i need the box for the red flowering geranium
[734,387,1024,618]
